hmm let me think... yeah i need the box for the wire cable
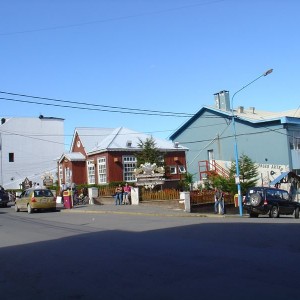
[0,0,226,36]
[0,90,193,117]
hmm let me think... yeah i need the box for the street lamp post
[231,69,273,216]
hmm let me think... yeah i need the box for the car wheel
[15,204,19,212]
[27,204,32,214]
[249,212,259,218]
[249,193,262,207]
[295,207,299,219]
[270,206,279,218]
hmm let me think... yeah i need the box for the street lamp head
[263,69,273,76]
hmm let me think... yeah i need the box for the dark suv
[0,187,10,207]
[243,187,300,218]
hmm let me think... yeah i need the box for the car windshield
[34,190,53,197]
[248,189,264,197]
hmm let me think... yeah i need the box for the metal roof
[72,127,188,155]
[170,106,300,140]
[58,152,86,163]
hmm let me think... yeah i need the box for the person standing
[123,183,131,205]
[115,184,123,205]
[214,188,224,214]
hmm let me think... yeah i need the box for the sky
[1,0,300,151]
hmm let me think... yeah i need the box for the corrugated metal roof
[232,107,300,122]
[170,106,300,140]
[65,152,86,161]
[74,127,188,154]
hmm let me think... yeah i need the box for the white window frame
[169,165,177,175]
[65,167,72,185]
[123,156,137,182]
[97,157,107,184]
[178,165,186,174]
[59,164,63,185]
[87,160,95,184]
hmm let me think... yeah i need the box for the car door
[281,190,295,215]
[18,190,28,209]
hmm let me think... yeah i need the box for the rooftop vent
[174,141,179,148]
[237,106,244,113]
[126,140,132,148]
[1,118,6,124]
[249,107,255,114]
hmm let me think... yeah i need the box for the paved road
[1,205,300,300]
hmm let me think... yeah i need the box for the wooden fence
[97,186,234,205]
[190,190,234,205]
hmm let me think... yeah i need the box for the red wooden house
[58,127,188,188]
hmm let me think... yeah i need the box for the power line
[0,90,193,117]
[0,96,191,117]
[0,0,226,36]
[179,128,285,145]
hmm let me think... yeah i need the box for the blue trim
[270,171,289,185]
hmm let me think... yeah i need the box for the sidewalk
[58,203,242,218]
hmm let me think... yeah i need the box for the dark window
[9,153,14,162]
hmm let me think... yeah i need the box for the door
[208,150,214,170]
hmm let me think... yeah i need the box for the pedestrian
[123,183,131,205]
[115,184,123,205]
[214,187,224,214]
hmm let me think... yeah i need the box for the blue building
[170,91,300,189]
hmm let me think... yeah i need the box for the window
[178,165,186,174]
[65,167,71,185]
[59,165,63,185]
[123,156,137,182]
[97,157,107,184]
[282,191,290,200]
[87,160,95,184]
[9,153,14,162]
[169,166,177,175]
[289,132,300,150]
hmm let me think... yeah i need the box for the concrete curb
[59,206,244,218]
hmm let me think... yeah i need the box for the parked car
[15,188,56,214]
[243,186,300,218]
[0,187,9,207]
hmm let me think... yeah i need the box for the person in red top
[123,183,131,205]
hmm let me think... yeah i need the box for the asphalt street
[1,203,300,300]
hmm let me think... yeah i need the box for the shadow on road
[1,219,300,300]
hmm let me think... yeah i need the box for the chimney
[249,107,255,114]
[237,106,244,113]
[214,90,230,111]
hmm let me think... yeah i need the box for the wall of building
[171,110,291,182]
[71,161,87,185]
[0,117,64,189]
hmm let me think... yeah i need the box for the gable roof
[58,152,86,163]
[170,106,300,140]
[71,127,188,155]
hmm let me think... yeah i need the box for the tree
[135,137,165,167]
[228,154,259,195]
[209,154,259,195]
[179,172,196,191]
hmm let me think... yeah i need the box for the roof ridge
[106,127,123,148]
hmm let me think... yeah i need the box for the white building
[0,116,64,189]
